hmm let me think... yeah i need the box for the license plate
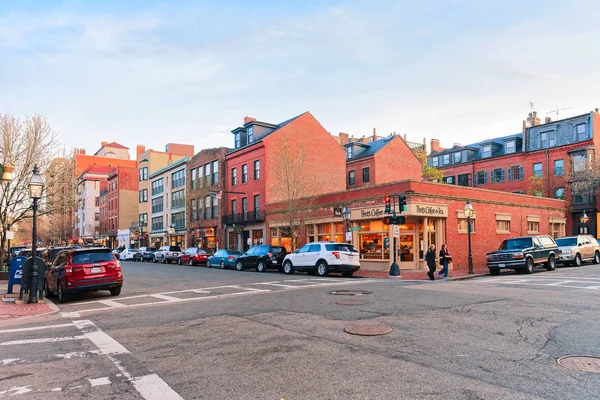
[91,267,101,274]
[499,264,505,268]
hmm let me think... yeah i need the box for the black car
[486,235,558,275]
[137,247,156,262]
[235,245,288,272]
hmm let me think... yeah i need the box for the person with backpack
[438,243,452,280]
[425,244,437,280]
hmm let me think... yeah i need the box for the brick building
[223,112,346,252]
[428,109,600,236]
[98,189,109,243]
[186,147,230,251]
[106,166,139,248]
[74,166,114,243]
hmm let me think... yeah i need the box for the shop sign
[408,203,448,217]
[204,227,215,236]
[333,207,343,217]
[351,207,386,220]
[234,226,244,234]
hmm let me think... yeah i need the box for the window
[152,197,164,213]
[573,154,586,172]
[172,190,185,209]
[458,219,475,233]
[539,132,548,148]
[95,212,100,221]
[431,157,439,167]
[482,145,492,158]
[496,220,511,233]
[231,168,237,186]
[348,170,355,185]
[197,166,203,188]
[231,199,237,216]
[458,173,471,187]
[242,164,248,183]
[554,159,564,176]
[254,195,260,219]
[533,163,543,178]
[453,152,461,163]
[172,169,185,189]
[474,171,487,185]
[491,168,505,183]
[152,179,164,196]
[241,197,248,220]
[555,187,565,199]
[346,146,353,159]
[527,221,540,234]
[576,124,587,141]
[505,140,516,154]
[139,213,148,226]
[234,132,241,148]
[204,163,211,186]
[191,168,196,190]
[152,216,163,231]
[362,167,370,183]
[191,199,198,221]
[254,160,260,180]
[247,126,254,143]
[212,196,218,219]
[212,160,218,185]
[507,166,524,181]
[139,167,148,181]
[442,176,454,184]
[573,193,585,204]
[548,132,556,147]
[204,196,211,219]
[172,212,185,229]
[443,154,450,165]
[139,189,148,203]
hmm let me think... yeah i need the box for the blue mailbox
[7,256,26,294]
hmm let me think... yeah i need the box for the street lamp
[0,164,14,182]
[464,199,474,274]
[581,210,589,224]
[342,206,350,243]
[28,165,44,304]
[167,224,175,246]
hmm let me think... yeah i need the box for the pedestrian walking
[425,244,437,280]
[438,244,452,280]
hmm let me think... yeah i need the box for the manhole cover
[557,356,600,373]
[344,323,393,336]
[335,299,367,305]
[330,290,372,296]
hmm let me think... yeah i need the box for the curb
[448,273,489,281]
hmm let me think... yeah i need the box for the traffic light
[398,194,407,213]
[384,196,391,213]
[383,215,406,225]
[383,216,391,225]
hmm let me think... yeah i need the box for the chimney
[372,127,377,141]
[522,111,541,133]
[338,132,349,146]
[101,141,108,147]
[430,139,443,153]
[136,145,145,158]
[244,116,256,125]
[544,117,552,124]
[168,152,172,165]
[595,108,599,113]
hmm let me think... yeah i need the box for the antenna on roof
[546,107,571,120]
[529,101,535,113]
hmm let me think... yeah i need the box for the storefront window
[270,228,279,246]
[399,234,415,261]
[360,233,390,260]
[252,230,264,246]
[317,223,333,241]
[280,227,292,252]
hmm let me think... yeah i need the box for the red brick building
[223,112,347,251]
[186,147,230,250]
[98,189,109,241]
[106,166,139,248]
[428,110,600,236]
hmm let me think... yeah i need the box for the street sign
[348,227,362,232]
[333,207,342,217]
[234,226,244,234]
[393,225,400,237]
[345,232,352,241]
[6,231,14,240]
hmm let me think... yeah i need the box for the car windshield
[72,251,115,264]
[499,238,533,250]
[170,246,182,252]
[227,250,242,255]
[270,247,284,254]
[555,237,577,247]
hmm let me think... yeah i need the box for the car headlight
[513,254,524,259]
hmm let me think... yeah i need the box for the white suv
[282,242,360,277]
[154,245,182,264]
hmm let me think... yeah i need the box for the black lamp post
[464,199,474,274]
[342,205,350,243]
[581,210,589,233]
[28,165,44,304]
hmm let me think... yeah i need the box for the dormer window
[432,157,439,167]
[443,154,450,165]
[505,140,516,154]
[453,152,461,163]
[247,126,254,144]
[482,145,492,158]
[234,132,241,148]
[346,146,353,159]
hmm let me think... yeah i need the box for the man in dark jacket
[425,244,437,281]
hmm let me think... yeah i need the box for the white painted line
[54,350,101,359]
[1,358,20,365]
[498,279,532,284]
[188,289,211,294]
[0,336,85,346]
[51,388,62,392]
[150,294,184,302]
[84,331,130,355]
[99,299,128,308]
[0,323,73,334]
[61,312,81,318]
[131,374,184,400]
[253,282,301,288]
[545,280,573,286]
[89,377,111,387]
[230,285,271,292]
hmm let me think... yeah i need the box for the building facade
[74,166,114,243]
[186,147,229,251]
[149,157,189,248]
[428,110,600,236]
[105,166,139,248]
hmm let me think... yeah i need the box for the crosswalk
[58,278,363,318]
[472,274,600,291]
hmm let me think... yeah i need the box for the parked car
[178,247,210,266]
[208,249,242,269]
[235,245,287,272]
[137,247,156,262]
[555,235,600,267]
[44,247,122,303]
[486,235,558,276]
[154,245,182,264]
[112,249,122,260]
[8,246,27,262]
[282,242,360,277]
[45,246,71,267]
[119,248,138,261]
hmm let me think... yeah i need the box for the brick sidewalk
[0,280,56,321]
[356,265,490,280]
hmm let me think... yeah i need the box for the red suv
[178,247,210,266]
[44,247,123,303]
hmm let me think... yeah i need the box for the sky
[1,0,600,156]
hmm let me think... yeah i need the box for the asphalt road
[1,261,600,399]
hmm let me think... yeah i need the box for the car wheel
[236,261,244,271]
[283,261,294,275]
[524,258,534,274]
[220,260,226,269]
[162,258,167,264]
[594,252,600,265]
[573,253,582,267]
[189,258,194,266]
[45,281,54,298]
[316,261,329,277]
[178,258,182,265]
[546,254,556,271]
[110,287,121,296]
[342,271,354,278]
[489,268,500,276]
[57,281,68,303]
[257,261,266,272]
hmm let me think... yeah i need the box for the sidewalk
[0,280,57,321]
[356,265,490,280]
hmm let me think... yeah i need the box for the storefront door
[398,234,416,263]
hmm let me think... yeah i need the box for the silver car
[555,235,600,267]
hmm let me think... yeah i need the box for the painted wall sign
[350,203,448,220]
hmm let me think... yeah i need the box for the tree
[0,114,59,264]
[416,152,444,182]
[42,156,76,245]
[569,160,600,196]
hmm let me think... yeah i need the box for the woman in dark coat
[438,244,451,279]
[425,244,437,281]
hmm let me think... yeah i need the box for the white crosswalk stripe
[472,274,600,291]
